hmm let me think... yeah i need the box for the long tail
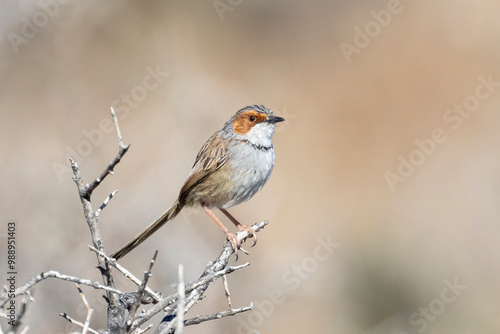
[110,200,183,260]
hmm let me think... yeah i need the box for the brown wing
[178,131,228,204]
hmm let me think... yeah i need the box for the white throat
[245,123,275,148]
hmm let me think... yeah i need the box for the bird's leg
[202,205,244,255]
[220,209,257,247]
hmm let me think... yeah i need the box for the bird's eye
[249,115,256,122]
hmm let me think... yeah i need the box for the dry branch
[127,252,158,326]
[82,108,129,197]
[88,245,162,304]
[184,304,254,326]
[0,271,123,307]
[133,221,267,333]
[68,108,132,332]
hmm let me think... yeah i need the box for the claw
[219,209,257,247]
[250,234,257,247]
[239,246,250,255]
[226,232,239,254]
[226,232,250,259]
[238,225,257,247]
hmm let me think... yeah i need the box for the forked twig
[83,108,130,197]
[128,251,159,321]
[88,245,162,303]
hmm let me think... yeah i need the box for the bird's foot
[226,232,250,260]
[237,224,257,247]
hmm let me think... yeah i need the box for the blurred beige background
[1,0,500,333]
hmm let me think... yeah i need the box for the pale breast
[221,140,275,208]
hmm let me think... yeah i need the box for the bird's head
[224,105,285,147]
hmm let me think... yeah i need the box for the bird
[110,105,284,260]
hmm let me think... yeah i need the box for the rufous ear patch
[232,110,267,134]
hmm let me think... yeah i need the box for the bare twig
[96,190,118,217]
[111,107,126,149]
[84,108,130,196]
[128,251,158,321]
[88,245,162,303]
[59,312,100,334]
[176,264,186,334]
[76,284,94,334]
[184,262,250,293]
[0,271,123,307]
[139,251,158,300]
[184,304,254,326]
[135,324,153,333]
[222,275,232,309]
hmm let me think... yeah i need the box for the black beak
[267,115,285,124]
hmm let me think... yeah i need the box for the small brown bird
[111,105,284,260]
